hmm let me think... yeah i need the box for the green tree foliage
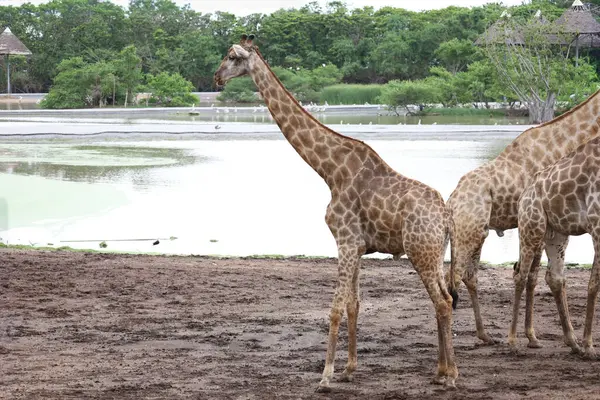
[1,0,596,120]
[378,80,441,115]
[482,13,600,122]
[114,45,143,106]
[216,77,258,103]
[319,84,383,105]
[145,72,197,106]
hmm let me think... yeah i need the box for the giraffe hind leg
[582,228,600,359]
[413,257,458,388]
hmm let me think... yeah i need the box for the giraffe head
[214,34,258,87]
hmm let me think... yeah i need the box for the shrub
[146,72,197,106]
[378,80,441,115]
[216,77,258,103]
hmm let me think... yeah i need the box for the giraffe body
[447,91,600,344]
[214,36,458,391]
[510,136,600,357]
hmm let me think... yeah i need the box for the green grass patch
[422,107,507,116]
[319,84,384,105]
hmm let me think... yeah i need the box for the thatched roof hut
[0,27,32,96]
[0,27,31,56]
[553,0,600,63]
[554,0,600,34]
[475,11,524,46]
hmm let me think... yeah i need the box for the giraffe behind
[214,35,459,391]
[510,136,600,357]
[447,89,600,344]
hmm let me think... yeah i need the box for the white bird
[418,119,421,125]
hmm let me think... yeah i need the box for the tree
[482,13,599,123]
[216,76,257,103]
[378,79,440,115]
[145,72,197,106]
[114,45,143,106]
[40,57,117,109]
[435,39,478,74]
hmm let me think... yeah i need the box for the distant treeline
[0,0,591,94]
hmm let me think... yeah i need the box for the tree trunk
[527,92,556,124]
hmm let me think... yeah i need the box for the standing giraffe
[447,91,600,344]
[509,136,600,356]
[214,35,458,391]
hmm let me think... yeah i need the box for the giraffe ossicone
[214,34,459,391]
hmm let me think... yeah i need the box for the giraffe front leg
[508,252,532,353]
[582,237,600,360]
[464,259,497,345]
[525,252,543,349]
[316,245,360,392]
[340,265,360,382]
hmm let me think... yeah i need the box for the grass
[319,84,384,105]
[423,107,507,116]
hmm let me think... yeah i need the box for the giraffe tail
[446,210,458,310]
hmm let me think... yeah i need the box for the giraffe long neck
[248,51,386,187]
[499,90,600,172]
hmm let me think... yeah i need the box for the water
[0,116,593,264]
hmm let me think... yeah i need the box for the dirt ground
[2,249,600,399]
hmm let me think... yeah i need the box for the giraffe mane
[254,49,383,151]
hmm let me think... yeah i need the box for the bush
[41,57,115,109]
[319,84,383,105]
[378,80,441,115]
[146,72,197,106]
[216,77,258,103]
[272,64,343,103]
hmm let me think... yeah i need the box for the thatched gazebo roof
[555,0,600,34]
[0,28,31,56]
[475,11,524,46]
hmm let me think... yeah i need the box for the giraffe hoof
[527,339,543,349]
[315,384,332,393]
[338,373,354,382]
[508,344,520,356]
[432,376,446,385]
[316,379,332,393]
[445,379,457,390]
[582,348,597,360]
[570,345,583,356]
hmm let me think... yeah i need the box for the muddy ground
[2,249,600,399]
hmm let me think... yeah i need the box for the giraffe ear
[231,44,250,59]
[247,34,255,44]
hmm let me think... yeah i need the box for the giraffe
[447,90,600,344]
[214,35,458,391]
[509,136,600,357]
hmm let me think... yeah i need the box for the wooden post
[575,35,580,67]
[6,54,10,96]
